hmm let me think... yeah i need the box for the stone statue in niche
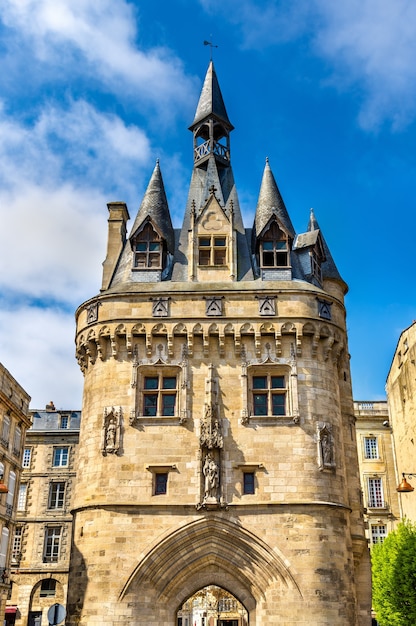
[317,425,335,469]
[101,407,121,455]
[203,452,219,502]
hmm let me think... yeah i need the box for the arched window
[133,223,163,269]
[259,222,290,268]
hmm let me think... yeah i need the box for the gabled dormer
[256,217,293,274]
[188,186,236,282]
[128,160,174,282]
[293,225,326,287]
[252,159,295,281]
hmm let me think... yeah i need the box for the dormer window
[198,236,227,266]
[133,223,162,269]
[259,222,290,268]
[311,247,323,283]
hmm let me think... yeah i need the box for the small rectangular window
[22,448,32,469]
[60,415,69,429]
[368,478,384,508]
[155,473,168,495]
[12,426,22,456]
[43,527,62,563]
[48,482,65,509]
[364,437,379,459]
[17,484,27,511]
[371,524,387,544]
[1,415,10,445]
[243,472,255,495]
[12,527,22,563]
[53,447,69,467]
[40,578,56,597]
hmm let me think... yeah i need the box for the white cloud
[0,99,153,301]
[0,306,82,409]
[313,0,416,130]
[1,0,196,113]
[199,0,416,130]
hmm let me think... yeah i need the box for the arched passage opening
[119,516,301,625]
[177,585,248,626]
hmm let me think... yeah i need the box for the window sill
[131,414,186,426]
[247,413,299,425]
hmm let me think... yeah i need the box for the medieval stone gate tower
[68,63,371,625]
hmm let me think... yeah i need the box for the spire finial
[203,38,218,61]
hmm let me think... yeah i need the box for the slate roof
[190,61,234,130]
[129,160,175,254]
[253,158,296,241]
[307,208,347,290]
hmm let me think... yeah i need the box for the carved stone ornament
[317,424,335,470]
[257,296,276,316]
[87,300,100,324]
[101,407,121,455]
[205,297,223,316]
[317,298,332,321]
[199,364,223,449]
[200,404,223,449]
[151,297,170,317]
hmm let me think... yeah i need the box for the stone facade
[386,321,416,520]
[68,62,371,625]
[7,407,80,626]
[354,401,401,545]
[0,363,31,625]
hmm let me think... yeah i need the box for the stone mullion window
[242,359,299,424]
[198,236,227,266]
[136,366,182,420]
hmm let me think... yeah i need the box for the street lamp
[397,473,416,493]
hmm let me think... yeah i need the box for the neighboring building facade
[0,363,31,625]
[386,321,416,520]
[354,400,401,546]
[68,62,371,624]
[7,406,80,626]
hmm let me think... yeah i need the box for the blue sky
[0,0,415,409]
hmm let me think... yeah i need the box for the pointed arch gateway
[120,516,301,623]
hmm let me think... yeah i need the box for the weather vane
[203,39,218,60]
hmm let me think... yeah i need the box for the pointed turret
[189,61,234,169]
[253,158,295,241]
[190,61,234,131]
[129,159,174,254]
[173,62,252,281]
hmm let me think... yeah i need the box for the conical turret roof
[129,160,174,253]
[190,61,234,130]
[253,158,296,239]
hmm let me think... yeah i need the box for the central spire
[189,61,234,168]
